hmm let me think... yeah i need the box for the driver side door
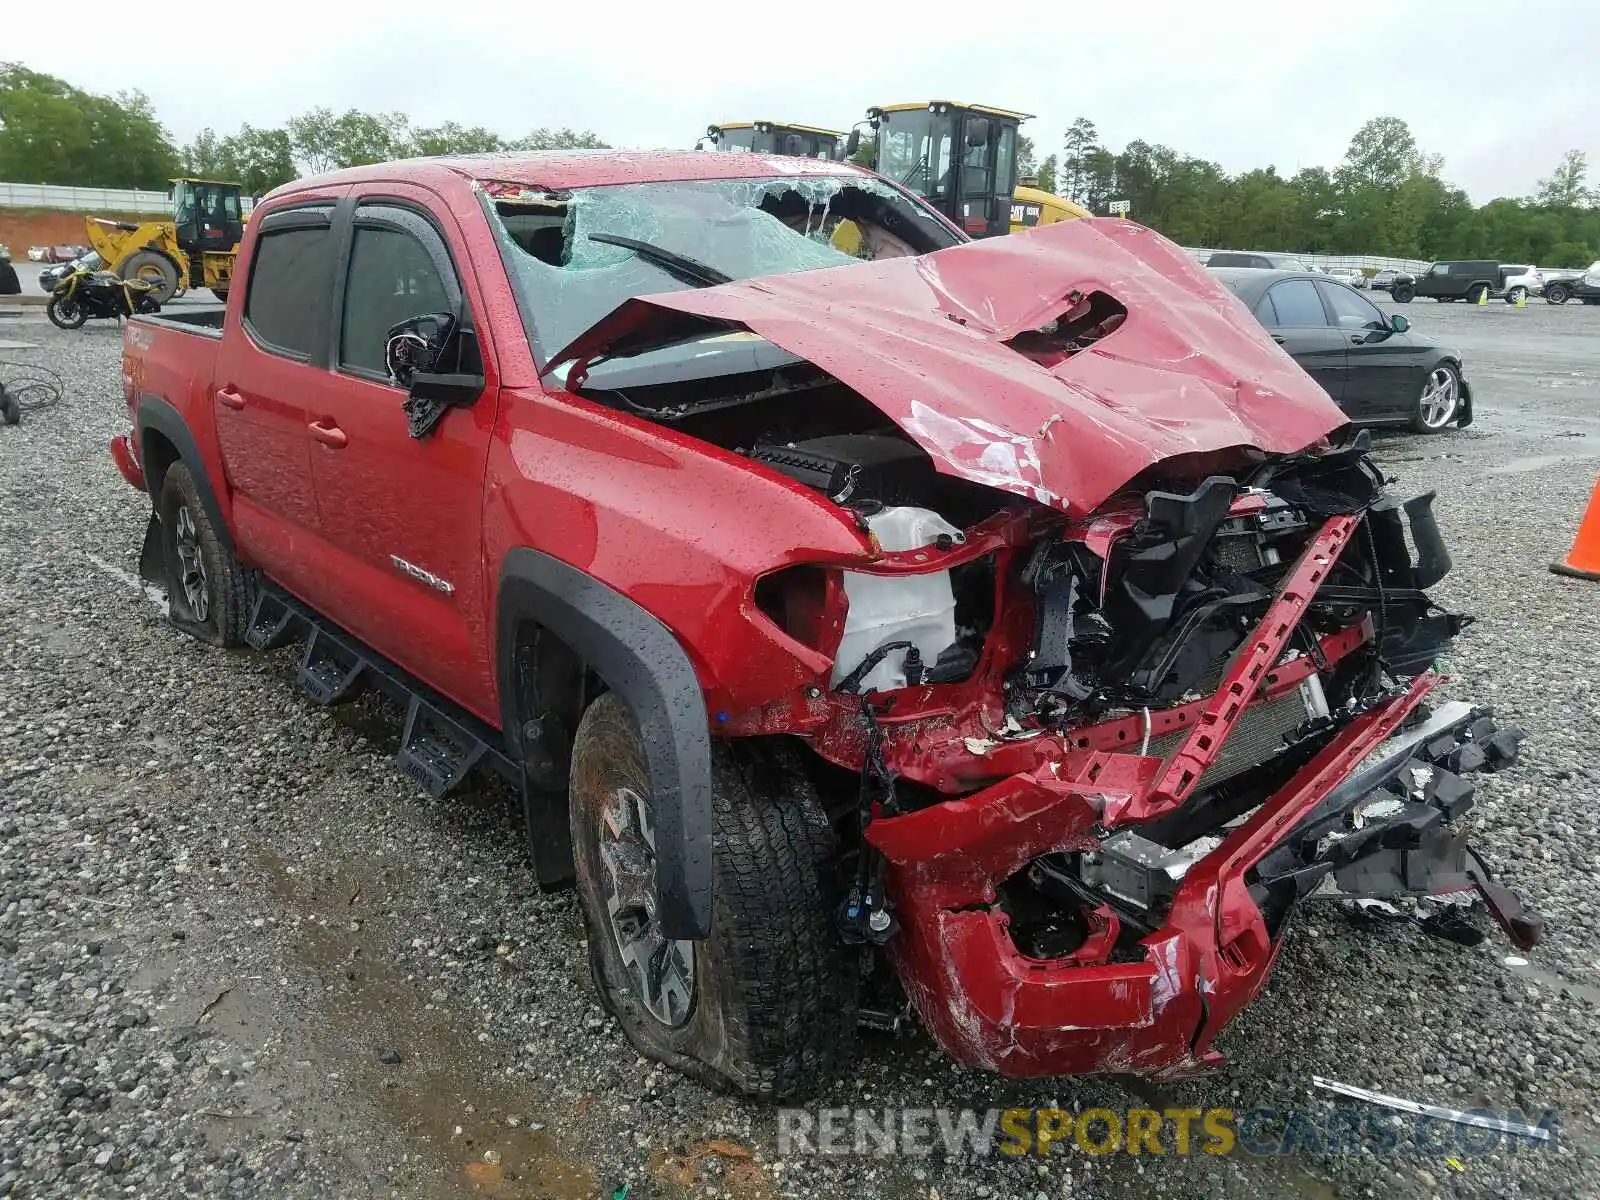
[302,198,501,720]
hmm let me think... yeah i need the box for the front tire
[46,295,87,329]
[1412,362,1463,433]
[1545,283,1571,305]
[157,461,250,645]
[569,693,856,1100]
[117,250,180,304]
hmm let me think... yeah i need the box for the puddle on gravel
[252,848,599,1199]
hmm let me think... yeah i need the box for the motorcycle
[47,263,161,329]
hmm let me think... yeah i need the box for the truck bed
[133,308,226,339]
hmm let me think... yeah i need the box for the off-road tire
[46,295,87,329]
[1466,283,1488,304]
[1544,282,1571,305]
[1392,283,1414,303]
[118,250,180,304]
[157,461,250,646]
[570,693,856,1101]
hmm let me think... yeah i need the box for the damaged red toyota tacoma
[114,151,1542,1098]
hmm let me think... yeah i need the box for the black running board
[246,583,519,799]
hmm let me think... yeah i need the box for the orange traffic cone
[1550,478,1600,580]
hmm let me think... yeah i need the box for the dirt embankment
[0,207,168,255]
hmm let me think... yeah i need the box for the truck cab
[703,121,844,159]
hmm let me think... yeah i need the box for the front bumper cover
[866,672,1538,1080]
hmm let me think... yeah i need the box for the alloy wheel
[173,504,210,621]
[1420,367,1459,430]
[599,786,695,1028]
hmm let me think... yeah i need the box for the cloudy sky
[11,0,1597,201]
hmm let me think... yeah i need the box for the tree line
[2,61,1595,265]
[1023,117,1598,267]
[0,63,608,198]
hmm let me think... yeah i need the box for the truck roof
[268,150,874,199]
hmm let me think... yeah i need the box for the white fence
[0,181,256,214]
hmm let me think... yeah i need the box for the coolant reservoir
[830,507,964,693]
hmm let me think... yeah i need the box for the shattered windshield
[483,174,960,367]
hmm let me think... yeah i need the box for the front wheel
[1392,284,1415,303]
[1412,362,1463,433]
[157,461,250,645]
[1545,283,1571,305]
[570,693,857,1100]
[46,294,87,329]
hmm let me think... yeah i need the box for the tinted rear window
[244,227,332,357]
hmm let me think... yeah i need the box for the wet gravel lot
[1,296,1598,1199]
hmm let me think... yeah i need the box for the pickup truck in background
[114,151,1540,1099]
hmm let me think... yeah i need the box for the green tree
[183,128,224,177]
[1016,133,1036,178]
[1537,150,1592,207]
[287,107,410,172]
[513,128,610,151]
[0,64,178,188]
[406,121,507,157]
[217,125,296,196]
[1061,117,1100,204]
[1547,240,1596,268]
[1033,153,1057,194]
[850,134,876,169]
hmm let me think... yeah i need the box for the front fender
[496,548,713,940]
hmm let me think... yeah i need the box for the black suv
[1394,260,1500,304]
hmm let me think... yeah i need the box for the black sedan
[1211,268,1470,432]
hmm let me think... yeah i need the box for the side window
[244,225,333,358]
[339,222,454,379]
[1252,292,1279,325]
[1265,279,1327,327]
[1430,263,1451,276]
[1318,281,1387,329]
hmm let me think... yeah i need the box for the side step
[242,582,520,799]
[396,697,488,798]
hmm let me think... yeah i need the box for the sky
[9,0,1598,202]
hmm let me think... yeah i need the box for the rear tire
[1506,286,1527,304]
[570,693,856,1100]
[1467,284,1488,304]
[157,461,250,646]
[117,250,180,304]
[1545,283,1571,305]
[1411,362,1463,433]
[45,295,87,329]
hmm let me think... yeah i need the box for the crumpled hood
[549,218,1348,517]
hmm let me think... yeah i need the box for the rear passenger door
[302,198,500,719]
[212,204,337,574]
[1254,278,1348,407]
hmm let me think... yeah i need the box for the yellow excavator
[84,178,245,304]
[852,102,1089,237]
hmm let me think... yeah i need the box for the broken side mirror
[1391,313,1411,333]
[386,311,485,438]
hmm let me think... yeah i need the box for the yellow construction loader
[702,121,847,160]
[84,178,245,304]
[853,102,1090,238]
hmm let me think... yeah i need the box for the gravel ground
[1,299,1597,1199]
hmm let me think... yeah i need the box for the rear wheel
[1545,282,1571,305]
[1506,286,1527,304]
[117,251,179,304]
[45,295,87,329]
[1467,284,1488,304]
[1412,362,1462,433]
[157,461,250,645]
[569,693,856,1100]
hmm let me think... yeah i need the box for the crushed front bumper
[866,676,1537,1079]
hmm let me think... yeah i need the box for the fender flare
[496,548,713,940]
[135,395,235,554]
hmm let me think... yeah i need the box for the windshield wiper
[585,233,732,288]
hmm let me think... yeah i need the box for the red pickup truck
[114,151,1539,1099]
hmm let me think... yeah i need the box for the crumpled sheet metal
[548,217,1348,517]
